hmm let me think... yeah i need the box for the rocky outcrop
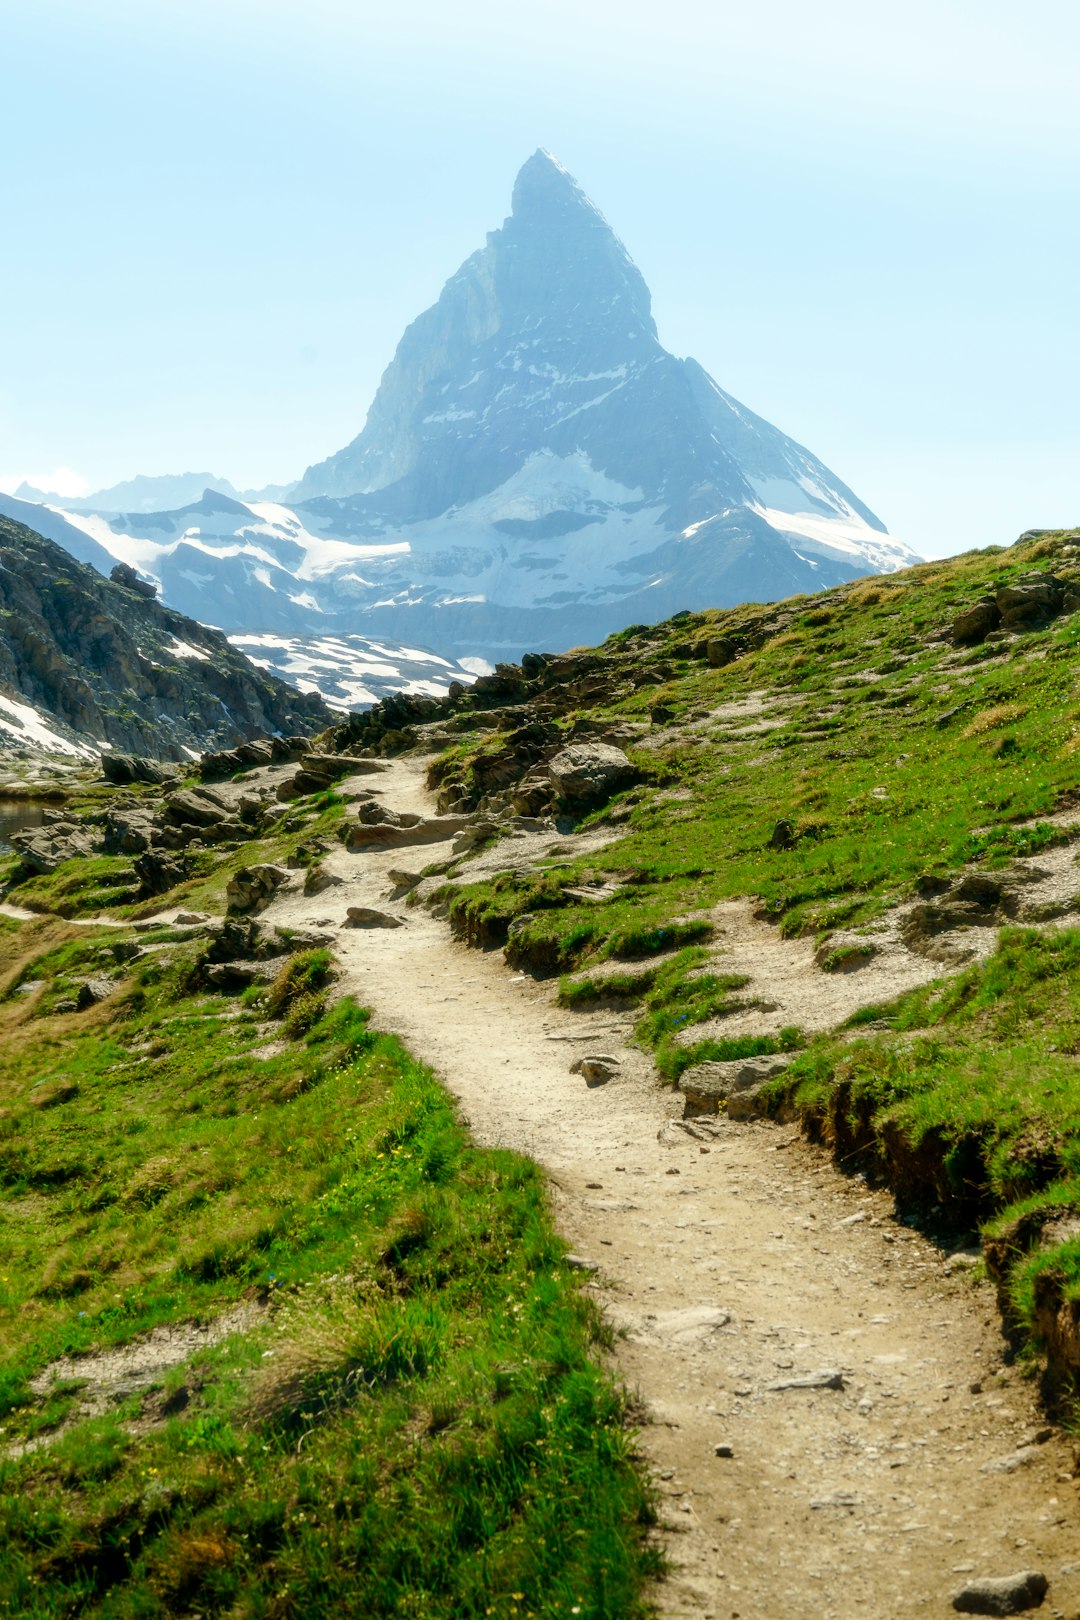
[0,511,330,759]
[952,571,1080,644]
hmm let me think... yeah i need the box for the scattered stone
[951,1570,1048,1615]
[766,1370,845,1392]
[173,911,209,925]
[570,1054,621,1086]
[133,849,186,898]
[713,1443,734,1458]
[979,1446,1039,1475]
[564,1255,600,1272]
[344,906,403,929]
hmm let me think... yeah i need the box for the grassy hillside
[395,527,1080,1397]
[0,917,657,1617]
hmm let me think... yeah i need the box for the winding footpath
[261,757,1080,1618]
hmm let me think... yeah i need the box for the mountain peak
[511,149,587,213]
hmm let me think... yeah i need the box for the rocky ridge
[0,511,330,759]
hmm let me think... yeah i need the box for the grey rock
[570,1054,621,1086]
[547,742,637,806]
[952,1570,1048,1615]
[679,1053,794,1119]
[713,1442,734,1458]
[12,825,97,874]
[563,1254,600,1272]
[344,906,403,929]
[225,864,291,915]
[979,1446,1039,1475]
[344,816,469,851]
[75,977,114,1011]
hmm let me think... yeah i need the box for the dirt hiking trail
[268,757,1080,1620]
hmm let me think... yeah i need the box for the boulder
[205,958,284,990]
[570,1054,621,1086]
[102,805,156,855]
[12,825,97,875]
[226,864,292,915]
[705,636,738,668]
[300,752,384,777]
[953,597,1001,644]
[100,753,178,786]
[75,977,114,1010]
[133,849,186,897]
[546,743,637,807]
[164,787,234,829]
[109,562,158,600]
[303,864,341,896]
[679,1053,795,1119]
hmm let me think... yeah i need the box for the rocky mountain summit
[0,512,330,759]
[29,152,915,674]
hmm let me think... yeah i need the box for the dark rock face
[0,512,330,759]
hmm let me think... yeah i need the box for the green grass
[0,917,658,1618]
[437,531,1080,1060]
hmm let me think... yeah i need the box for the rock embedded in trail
[570,1054,621,1086]
[344,906,404,929]
[679,1053,794,1119]
[343,815,469,851]
[951,1570,1048,1615]
[766,1370,846,1392]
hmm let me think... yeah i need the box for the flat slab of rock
[767,1370,845,1392]
[952,1570,1048,1615]
[680,1053,794,1119]
[344,907,403,929]
[344,816,469,851]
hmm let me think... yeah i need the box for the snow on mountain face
[226,632,477,711]
[31,150,916,675]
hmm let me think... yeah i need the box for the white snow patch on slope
[165,637,211,661]
[754,504,917,574]
[0,693,98,757]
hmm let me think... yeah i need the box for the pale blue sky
[2,0,1077,557]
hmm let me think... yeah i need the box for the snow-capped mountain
[26,150,915,674]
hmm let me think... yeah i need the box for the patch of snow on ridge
[165,637,211,662]
[0,693,98,757]
[227,632,475,712]
[754,505,917,574]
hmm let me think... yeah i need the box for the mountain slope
[0,512,330,758]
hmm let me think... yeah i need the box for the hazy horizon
[3,0,1078,560]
